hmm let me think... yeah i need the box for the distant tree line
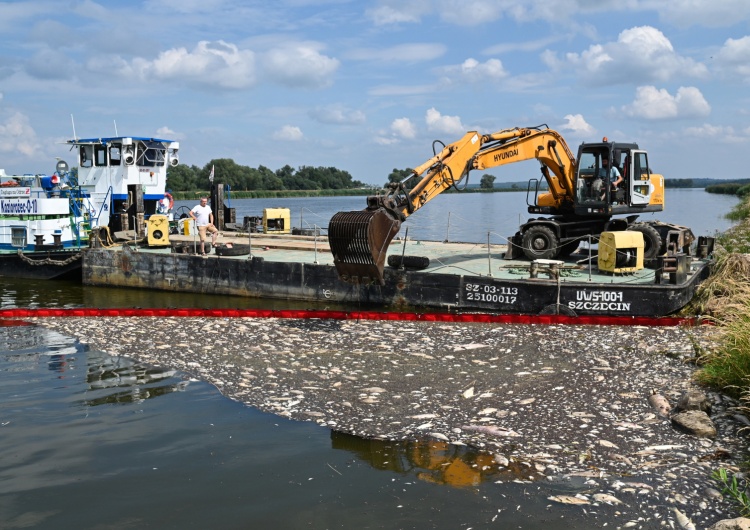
[166,159,367,192]
[705,182,750,197]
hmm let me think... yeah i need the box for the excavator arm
[328,126,578,285]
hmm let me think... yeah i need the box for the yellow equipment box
[263,208,290,234]
[598,231,644,273]
[147,215,170,246]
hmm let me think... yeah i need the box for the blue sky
[1,0,749,186]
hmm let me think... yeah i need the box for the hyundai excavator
[329,124,680,285]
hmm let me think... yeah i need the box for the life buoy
[164,192,174,210]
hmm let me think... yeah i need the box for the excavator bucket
[328,208,402,285]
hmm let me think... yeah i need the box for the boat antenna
[70,114,77,141]
[114,120,118,136]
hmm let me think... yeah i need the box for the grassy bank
[686,196,750,398]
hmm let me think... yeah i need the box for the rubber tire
[215,243,251,256]
[628,223,662,260]
[387,255,430,270]
[521,225,559,260]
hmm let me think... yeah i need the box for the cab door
[629,150,653,206]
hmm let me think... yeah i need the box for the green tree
[386,168,413,187]
[257,165,284,190]
[480,174,496,189]
[166,164,200,191]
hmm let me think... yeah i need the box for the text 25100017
[464,283,518,305]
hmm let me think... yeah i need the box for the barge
[82,231,713,317]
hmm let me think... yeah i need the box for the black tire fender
[387,255,430,270]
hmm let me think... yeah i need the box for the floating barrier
[0,308,707,327]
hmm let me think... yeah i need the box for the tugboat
[0,135,178,279]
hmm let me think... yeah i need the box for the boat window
[109,145,122,166]
[136,140,166,167]
[94,145,107,167]
[80,146,93,168]
[11,227,26,248]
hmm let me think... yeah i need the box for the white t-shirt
[190,204,212,226]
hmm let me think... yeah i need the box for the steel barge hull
[82,235,711,318]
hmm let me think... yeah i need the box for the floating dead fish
[648,391,671,417]
[672,507,696,530]
[592,493,625,505]
[547,495,590,505]
[462,425,521,437]
[598,440,618,449]
[462,387,475,399]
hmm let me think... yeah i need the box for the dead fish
[462,425,521,437]
[648,390,672,417]
[548,495,590,505]
[462,386,475,399]
[592,493,625,506]
[598,440,619,449]
[643,444,685,451]
[672,508,696,530]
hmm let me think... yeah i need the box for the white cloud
[683,123,731,137]
[156,126,183,139]
[622,86,711,120]
[391,118,417,139]
[646,0,750,28]
[346,43,446,63]
[553,26,708,85]
[560,114,594,135]
[441,58,508,83]
[0,111,39,157]
[261,43,340,89]
[115,40,258,89]
[272,125,304,141]
[309,105,366,125]
[425,108,465,135]
[365,2,430,25]
[716,36,750,79]
[374,118,418,146]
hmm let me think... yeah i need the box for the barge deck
[83,233,712,318]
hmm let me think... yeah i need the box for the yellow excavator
[329,124,673,285]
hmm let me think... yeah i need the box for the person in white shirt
[189,197,218,255]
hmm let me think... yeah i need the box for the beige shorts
[198,224,218,241]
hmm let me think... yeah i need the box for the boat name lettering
[0,199,38,215]
[575,290,623,302]
[568,301,631,312]
[570,290,630,311]
[464,283,518,304]
[493,149,518,163]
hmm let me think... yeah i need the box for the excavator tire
[387,255,430,270]
[521,225,559,260]
[628,223,662,260]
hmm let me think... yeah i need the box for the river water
[0,190,739,529]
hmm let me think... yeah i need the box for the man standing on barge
[189,197,218,256]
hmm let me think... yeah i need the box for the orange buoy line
[0,308,705,326]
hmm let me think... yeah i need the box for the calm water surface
[0,190,739,528]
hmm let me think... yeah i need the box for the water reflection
[331,431,536,488]
[83,349,186,406]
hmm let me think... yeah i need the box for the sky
[0,0,749,186]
